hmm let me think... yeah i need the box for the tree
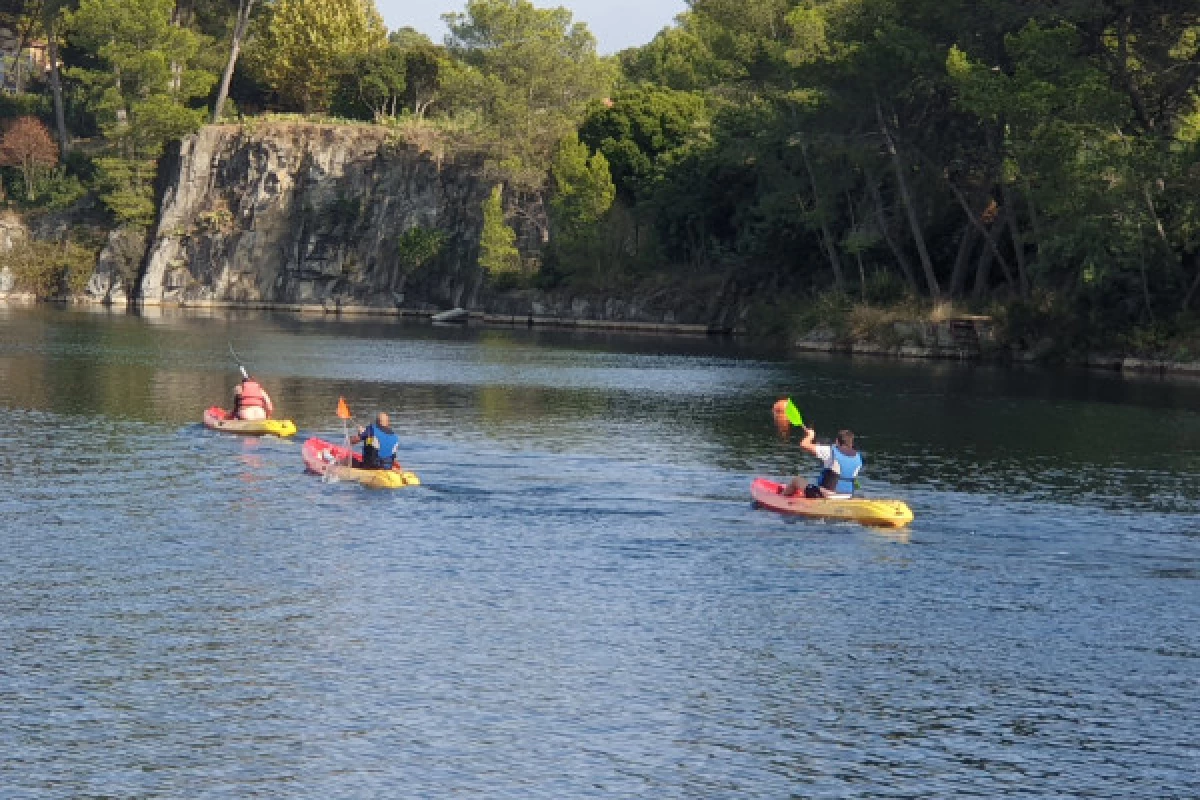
[479,185,521,276]
[579,86,710,204]
[444,0,614,174]
[246,0,386,111]
[0,117,59,201]
[211,0,257,123]
[549,133,615,239]
[66,0,216,222]
[40,0,71,155]
[330,44,406,121]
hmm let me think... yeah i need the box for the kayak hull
[751,478,913,528]
[203,406,297,437]
[302,437,420,490]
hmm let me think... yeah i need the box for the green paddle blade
[785,398,804,427]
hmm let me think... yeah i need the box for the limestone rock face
[139,123,493,308]
[0,212,28,297]
[87,226,146,305]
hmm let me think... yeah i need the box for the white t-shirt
[813,444,835,468]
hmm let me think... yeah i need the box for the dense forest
[1,0,1199,356]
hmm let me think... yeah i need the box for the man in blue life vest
[349,412,400,470]
[781,427,863,499]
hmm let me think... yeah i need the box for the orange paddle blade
[336,396,352,420]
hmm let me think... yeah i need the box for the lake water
[0,306,1197,798]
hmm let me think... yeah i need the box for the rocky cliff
[81,122,740,329]
[124,123,494,309]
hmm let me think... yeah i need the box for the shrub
[1,238,97,298]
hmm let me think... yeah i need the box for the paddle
[228,341,250,381]
[336,396,355,470]
[773,398,865,494]
[784,398,804,427]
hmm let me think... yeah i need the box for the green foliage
[247,0,387,112]
[330,44,407,122]
[479,184,521,277]
[64,0,215,221]
[397,226,447,271]
[579,86,710,204]
[444,0,615,183]
[0,237,97,298]
[93,157,158,225]
[549,134,615,239]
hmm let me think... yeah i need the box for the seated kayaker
[349,412,400,470]
[781,427,862,499]
[231,376,274,421]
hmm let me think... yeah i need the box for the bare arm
[799,427,820,457]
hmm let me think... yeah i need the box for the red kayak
[302,437,420,489]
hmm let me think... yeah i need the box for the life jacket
[818,446,863,496]
[361,424,399,470]
[236,380,271,415]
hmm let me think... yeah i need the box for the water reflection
[0,306,1197,797]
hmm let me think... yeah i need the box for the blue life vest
[362,424,399,469]
[818,446,863,496]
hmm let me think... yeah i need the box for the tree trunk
[211,0,255,124]
[876,99,940,298]
[799,142,845,292]
[973,209,1006,300]
[42,7,70,156]
[999,179,1030,297]
[1183,253,1200,311]
[866,173,919,293]
[948,222,978,298]
[938,172,1016,291]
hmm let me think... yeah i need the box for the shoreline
[791,337,1200,378]
[5,294,1199,377]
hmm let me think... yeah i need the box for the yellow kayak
[302,437,420,490]
[752,478,914,527]
[204,407,297,437]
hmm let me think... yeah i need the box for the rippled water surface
[0,306,1197,797]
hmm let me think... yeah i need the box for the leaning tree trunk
[948,221,978,298]
[866,173,919,294]
[799,142,845,292]
[876,99,940,299]
[973,209,1008,300]
[211,0,256,124]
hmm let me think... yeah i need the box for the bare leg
[781,477,805,496]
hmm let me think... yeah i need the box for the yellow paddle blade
[336,396,352,420]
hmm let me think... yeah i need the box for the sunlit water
[0,306,1196,797]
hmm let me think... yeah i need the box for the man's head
[377,412,390,428]
[836,429,855,448]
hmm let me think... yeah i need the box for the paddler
[781,427,863,499]
[348,412,400,470]
[231,375,275,421]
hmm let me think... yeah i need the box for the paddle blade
[785,398,804,427]
[336,396,352,420]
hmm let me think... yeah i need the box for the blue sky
[375,0,688,54]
